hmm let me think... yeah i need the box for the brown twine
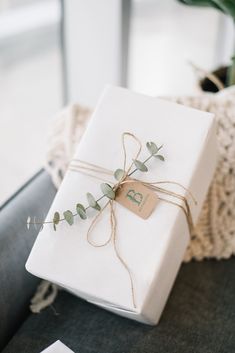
[68,132,196,308]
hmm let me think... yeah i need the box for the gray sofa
[0,169,235,353]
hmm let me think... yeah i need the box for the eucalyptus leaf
[53,211,60,225]
[86,192,96,207]
[146,141,159,155]
[86,193,101,211]
[101,183,115,199]
[34,223,43,232]
[155,154,165,161]
[26,216,31,230]
[94,203,101,211]
[133,159,148,172]
[63,210,74,225]
[33,217,38,231]
[114,168,125,181]
[76,203,87,219]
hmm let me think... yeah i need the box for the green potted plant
[178,0,235,91]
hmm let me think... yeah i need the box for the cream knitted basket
[45,87,235,262]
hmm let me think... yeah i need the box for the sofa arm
[0,170,57,350]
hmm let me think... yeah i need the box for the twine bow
[69,132,196,308]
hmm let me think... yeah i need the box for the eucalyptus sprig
[27,141,164,232]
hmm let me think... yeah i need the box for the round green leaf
[76,203,87,219]
[146,141,159,155]
[26,216,31,230]
[86,193,101,211]
[33,217,39,231]
[100,183,115,199]
[155,154,165,161]
[93,202,101,211]
[53,211,60,225]
[63,210,74,225]
[114,168,125,181]
[133,159,148,172]
[86,192,96,207]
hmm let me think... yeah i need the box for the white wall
[63,0,130,107]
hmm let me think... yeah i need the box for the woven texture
[45,87,235,262]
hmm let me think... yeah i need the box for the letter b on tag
[126,189,143,205]
[115,178,158,219]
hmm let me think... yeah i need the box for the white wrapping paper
[26,86,217,324]
[41,341,74,353]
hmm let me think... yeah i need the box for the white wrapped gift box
[41,341,74,353]
[26,86,217,325]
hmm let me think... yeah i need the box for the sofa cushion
[0,170,57,350]
[3,258,235,353]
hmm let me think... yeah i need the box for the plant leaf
[33,217,38,231]
[177,0,220,9]
[177,0,234,19]
[53,211,60,225]
[76,203,87,219]
[114,168,125,181]
[53,223,57,231]
[63,210,74,225]
[86,192,96,207]
[26,216,31,230]
[101,183,115,199]
[146,141,159,155]
[86,193,101,211]
[155,154,165,161]
[133,159,148,172]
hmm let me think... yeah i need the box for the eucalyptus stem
[27,140,164,230]
[128,154,154,177]
[32,158,153,225]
